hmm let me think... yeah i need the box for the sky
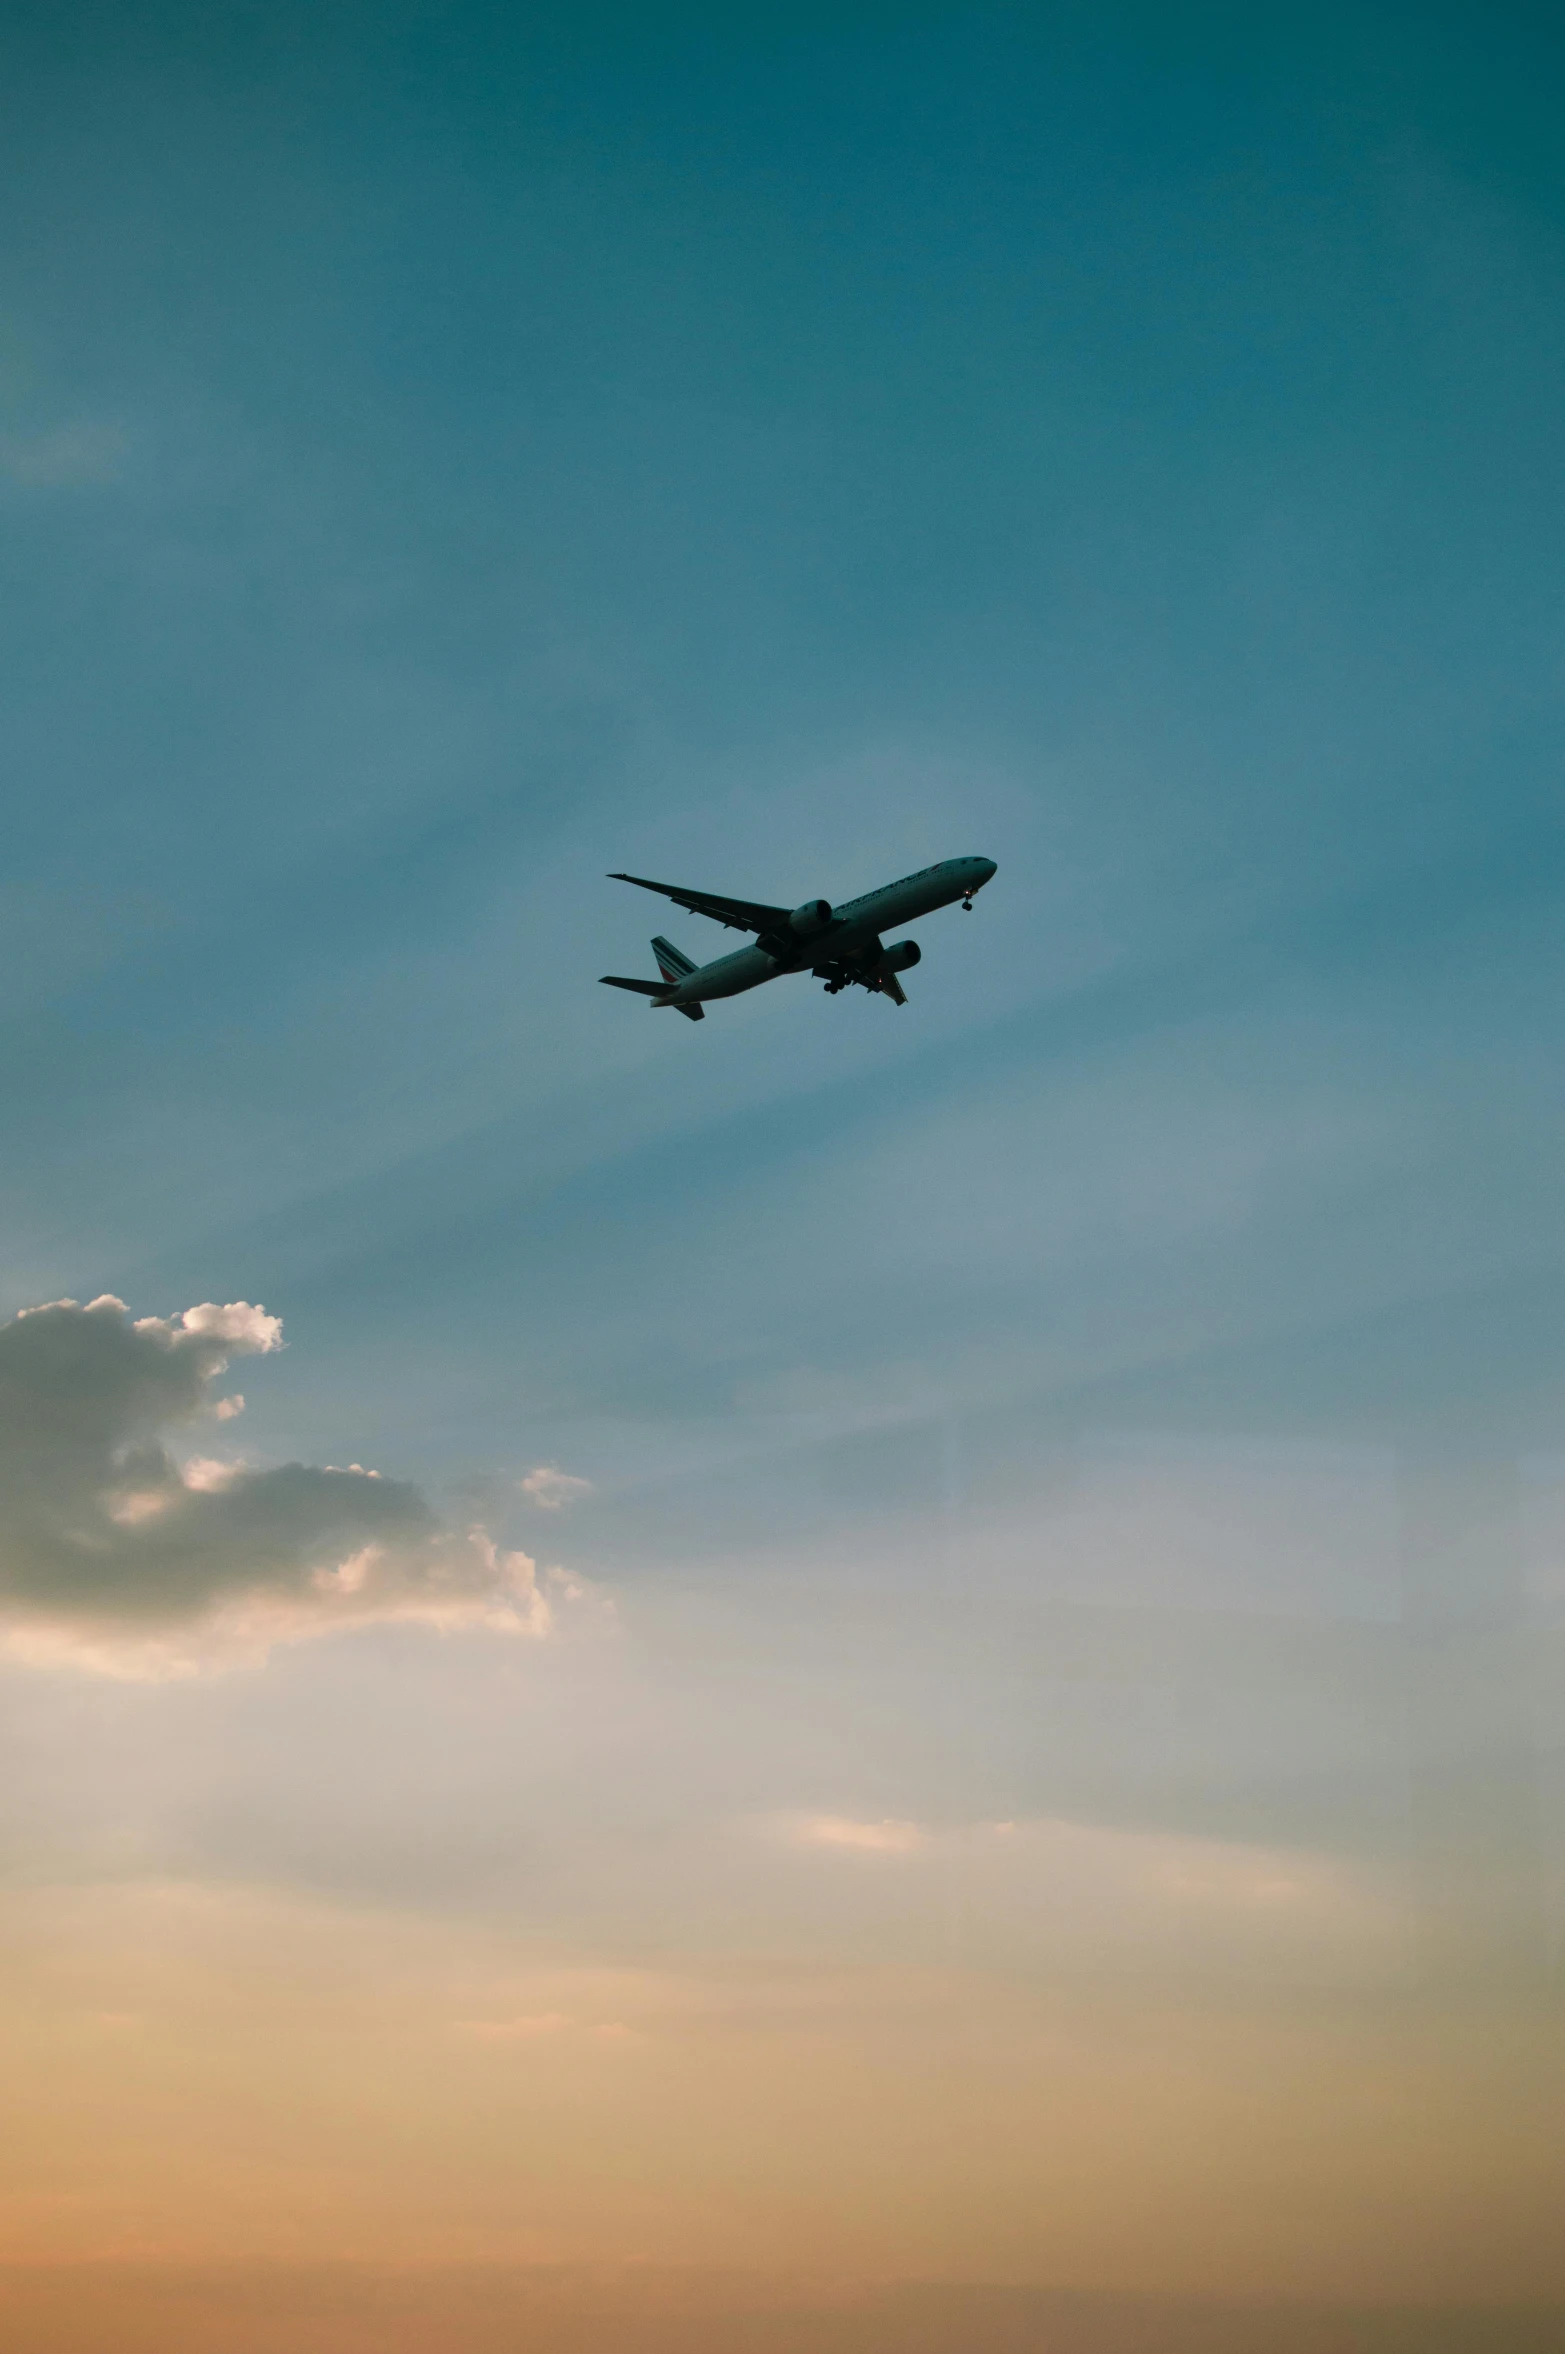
[1,4,1564,2348]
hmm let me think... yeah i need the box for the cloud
[792,1816,926,1855]
[775,1812,1404,1974]
[0,1295,575,1673]
[453,2012,569,2041]
[518,1465,592,1510]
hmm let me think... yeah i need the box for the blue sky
[3,7,1563,1487]
[1,5,1563,2330]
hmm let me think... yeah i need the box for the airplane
[600,855,997,1021]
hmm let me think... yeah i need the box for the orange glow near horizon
[2,1872,1562,2312]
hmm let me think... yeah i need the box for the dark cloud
[0,1296,551,1663]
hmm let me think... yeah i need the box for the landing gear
[961,897,973,910]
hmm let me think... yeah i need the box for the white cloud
[519,1466,592,1511]
[180,1456,246,1493]
[773,1812,1404,1971]
[790,1816,927,1854]
[172,1301,284,1353]
[455,2012,570,2041]
[0,1295,592,1674]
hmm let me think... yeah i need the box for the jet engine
[788,898,833,936]
[880,939,921,973]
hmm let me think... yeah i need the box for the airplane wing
[608,872,790,936]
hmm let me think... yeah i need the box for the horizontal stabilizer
[600,975,704,1022]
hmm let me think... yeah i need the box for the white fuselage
[662,856,996,1005]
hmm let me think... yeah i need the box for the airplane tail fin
[652,935,696,982]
